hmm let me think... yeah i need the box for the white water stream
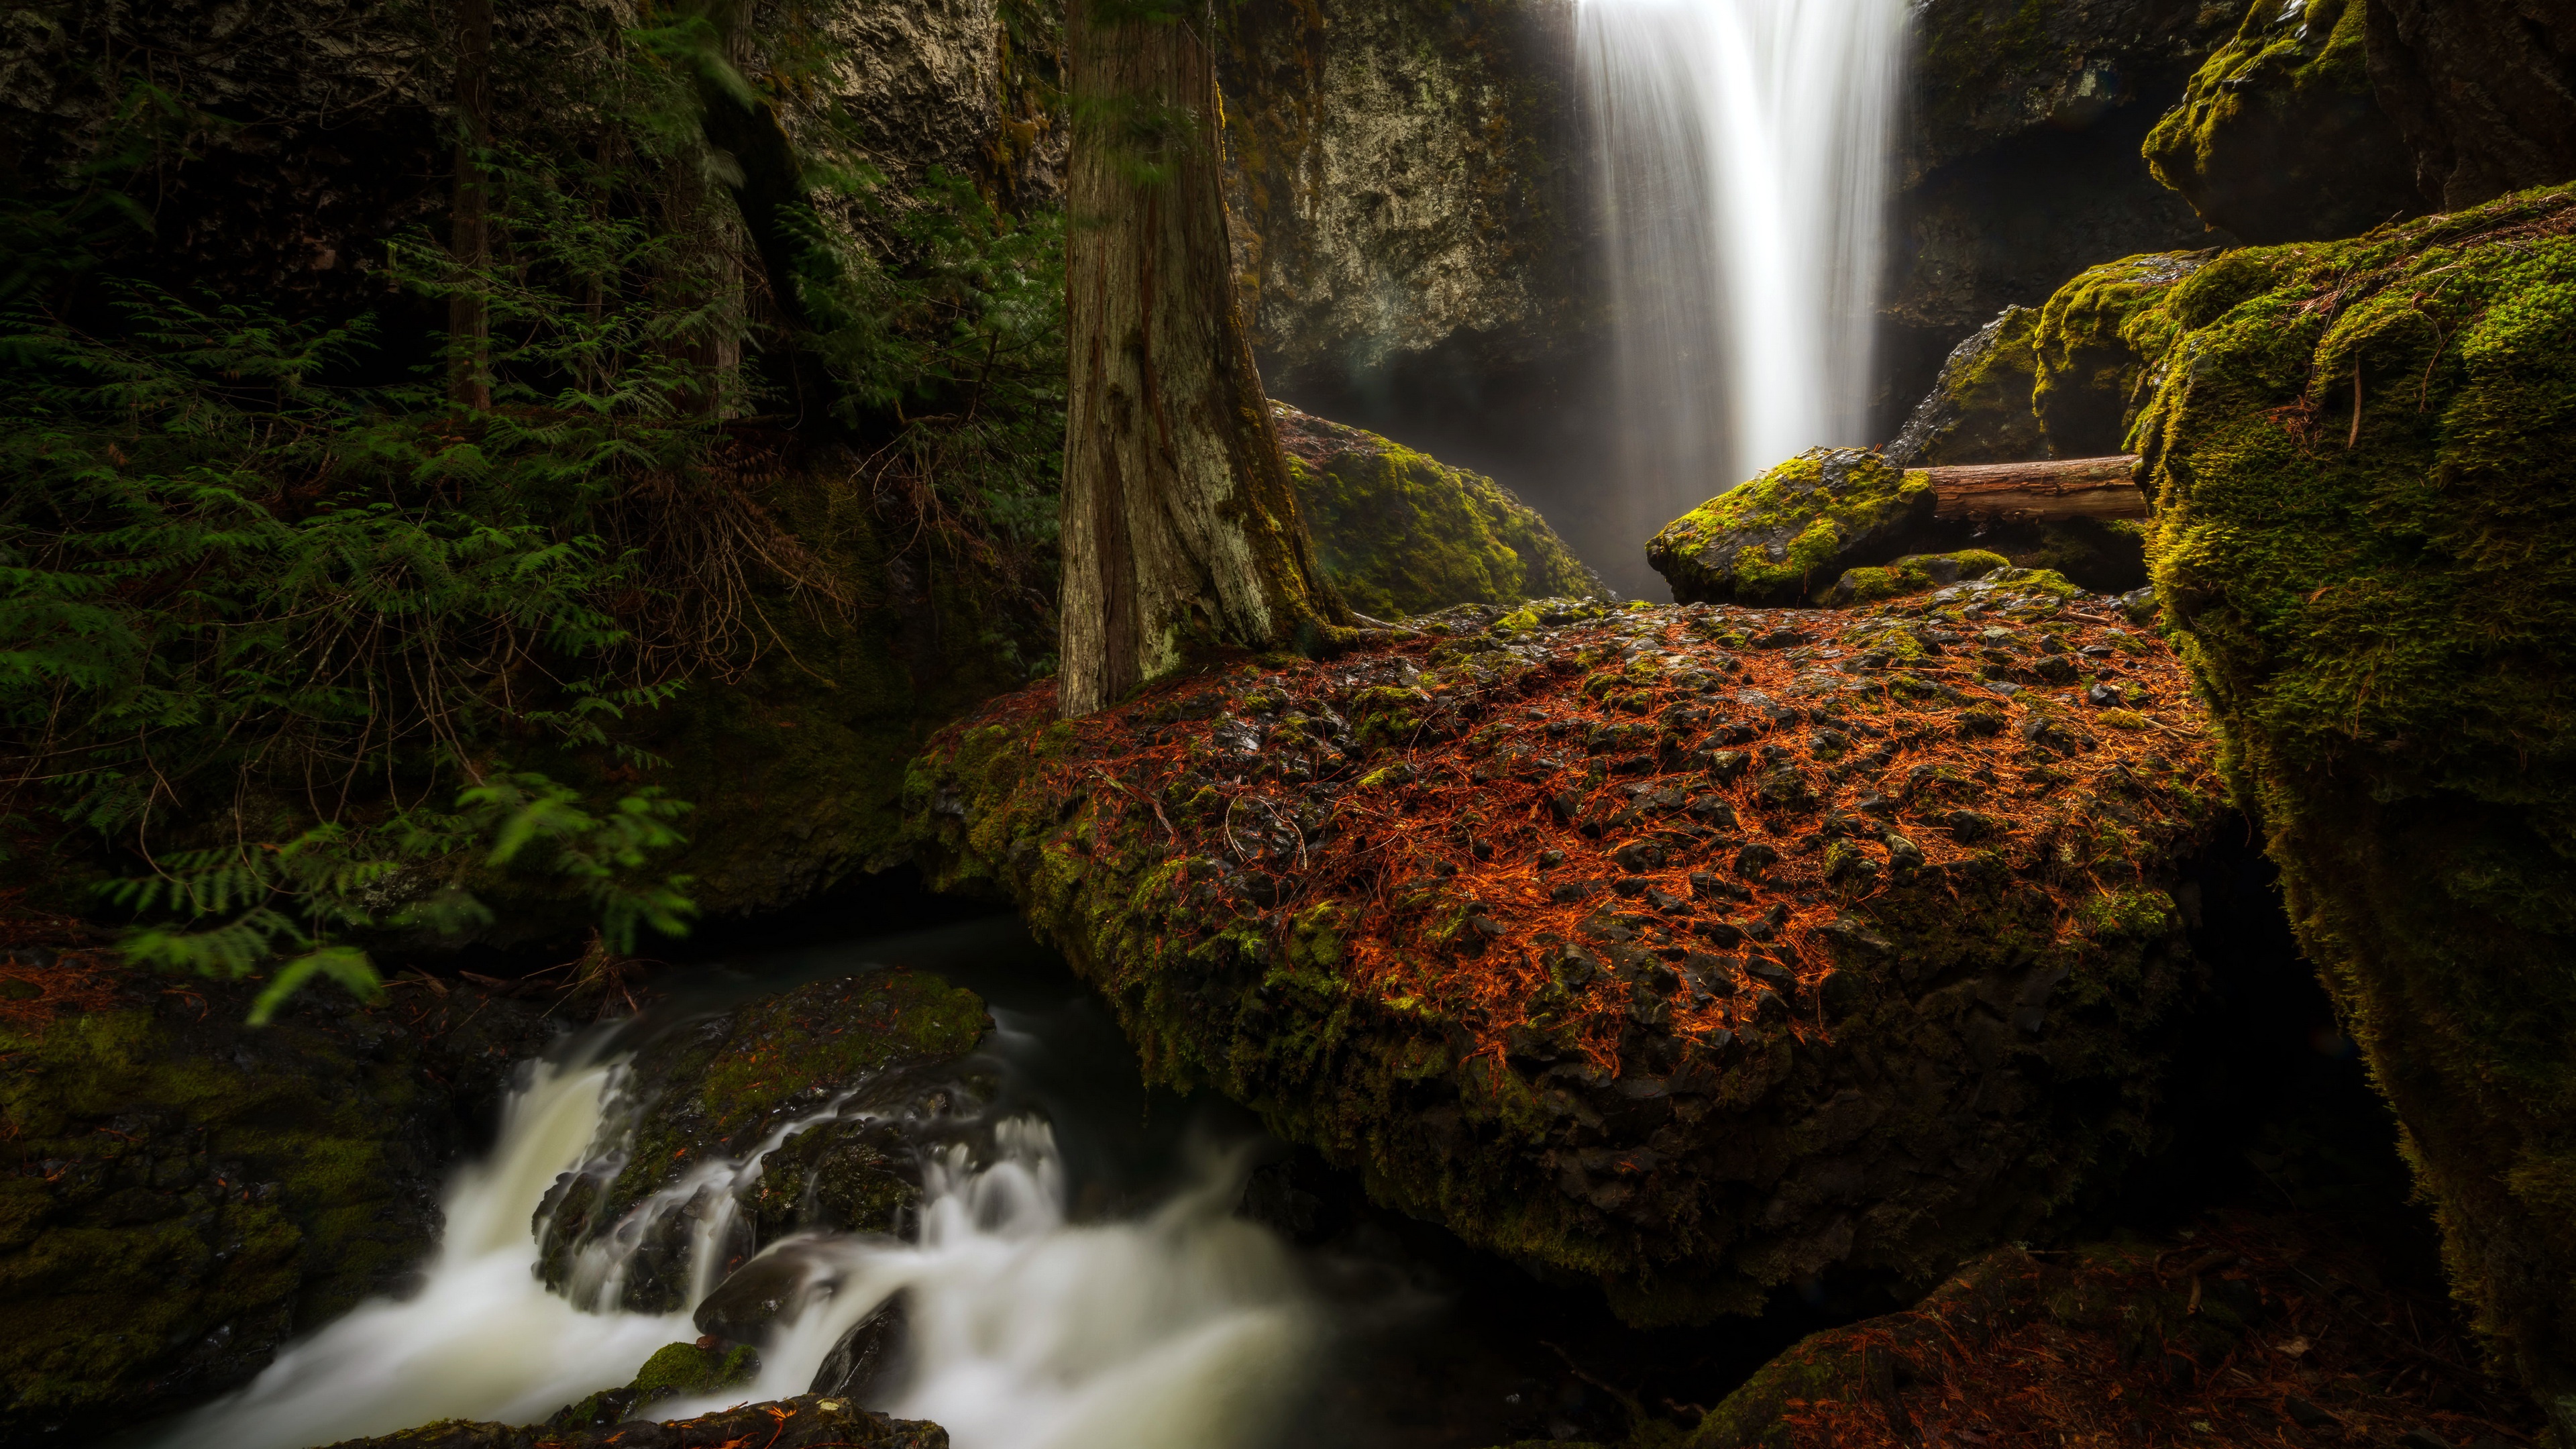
[159,1037,1320,1449]
[1582,0,1909,564]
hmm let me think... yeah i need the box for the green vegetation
[1646,448,1935,604]
[2140,0,2422,242]
[2080,184,2576,1425]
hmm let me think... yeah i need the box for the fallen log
[1923,455,2147,521]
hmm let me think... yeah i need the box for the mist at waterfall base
[147,924,1330,1449]
[1582,0,1907,586]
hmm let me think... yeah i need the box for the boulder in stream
[312,1393,945,1449]
[907,584,2226,1323]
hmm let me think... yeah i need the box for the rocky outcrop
[908,585,2226,1324]
[2141,0,2423,244]
[1881,0,2241,429]
[2102,183,2576,1432]
[2365,0,2576,214]
[531,971,989,1313]
[1276,404,1608,618]
[313,1393,945,1449]
[0,959,557,1446]
[1220,0,1588,410]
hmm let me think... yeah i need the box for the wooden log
[1920,455,2149,521]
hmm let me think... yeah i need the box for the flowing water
[150,926,1325,1449]
[1582,0,1909,581]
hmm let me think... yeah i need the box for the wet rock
[1647,449,1940,606]
[546,1341,761,1432]
[1272,404,1609,619]
[532,972,990,1314]
[811,1292,908,1399]
[319,1393,945,1449]
[0,965,557,1444]
[907,582,2224,1324]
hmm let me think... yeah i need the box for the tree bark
[447,0,492,411]
[1057,0,1347,718]
[1923,455,2149,521]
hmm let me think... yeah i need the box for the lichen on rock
[1646,450,1938,606]
[2110,182,2576,1428]
[906,582,2226,1324]
[2139,0,2422,243]
[1277,404,1609,619]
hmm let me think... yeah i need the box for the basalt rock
[2118,182,2576,1430]
[1275,403,1609,619]
[2142,0,2424,244]
[316,1394,945,1449]
[1646,451,1939,607]
[531,971,989,1315]
[906,584,2226,1324]
[2364,0,2576,213]
[0,961,557,1446]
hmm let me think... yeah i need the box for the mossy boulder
[906,584,2227,1323]
[1277,405,1609,619]
[543,1340,761,1432]
[0,961,557,1444]
[1646,450,1938,606]
[2112,182,2576,1430]
[532,970,989,1313]
[1884,308,2049,468]
[311,1393,947,1449]
[1822,551,2017,606]
[2140,0,2422,243]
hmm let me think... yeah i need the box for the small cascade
[158,1020,1320,1449]
[1582,0,1909,586]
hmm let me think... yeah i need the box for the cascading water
[1582,0,1909,588]
[154,1002,1322,1449]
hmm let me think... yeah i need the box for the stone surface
[908,585,2226,1324]
[2142,0,2424,243]
[0,961,557,1446]
[1883,309,2051,468]
[2118,182,2576,1428]
[314,1393,946,1449]
[1646,450,1939,606]
[1277,403,1609,619]
[2365,0,2576,213]
[531,971,989,1313]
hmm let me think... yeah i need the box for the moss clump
[2117,184,2576,1426]
[2030,250,2215,456]
[1275,405,1609,619]
[1823,550,2010,605]
[1646,449,1937,605]
[2140,0,2423,243]
[1885,307,2049,467]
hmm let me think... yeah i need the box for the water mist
[1582,0,1908,584]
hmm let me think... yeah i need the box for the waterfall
[1582,0,1908,585]
[156,1032,1321,1449]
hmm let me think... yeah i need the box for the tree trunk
[447,0,492,411]
[1057,0,1347,718]
[1923,455,2148,521]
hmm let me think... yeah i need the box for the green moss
[1280,407,1608,619]
[2127,183,2576,1419]
[697,971,987,1125]
[2031,251,2214,456]
[1888,307,2048,466]
[1824,549,2009,605]
[1646,449,1937,604]
[2139,0,2422,242]
[631,1340,760,1399]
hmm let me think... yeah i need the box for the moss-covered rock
[2111,182,2576,1432]
[1646,451,1939,606]
[1277,405,1609,619]
[0,961,557,1444]
[1884,308,2050,468]
[543,1340,761,1432]
[312,1393,946,1449]
[1821,551,2015,606]
[2140,0,2422,244]
[532,971,989,1313]
[906,585,2227,1323]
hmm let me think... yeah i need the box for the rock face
[0,961,556,1446]
[1646,451,1940,607]
[2365,0,2576,213]
[311,1393,946,1449]
[2113,182,2576,1433]
[1276,404,1609,619]
[532,971,989,1314]
[1882,0,2241,428]
[908,586,2225,1324]
[2141,0,2424,244]
[1220,0,1588,413]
